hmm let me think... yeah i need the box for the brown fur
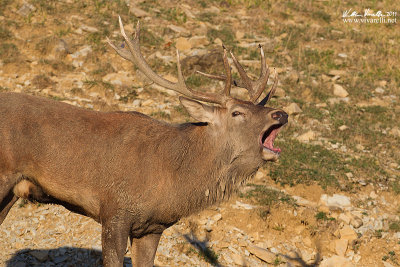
[0,92,286,266]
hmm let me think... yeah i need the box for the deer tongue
[263,127,281,153]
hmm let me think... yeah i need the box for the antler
[197,45,278,106]
[257,68,278,106]
[107,17,231,106]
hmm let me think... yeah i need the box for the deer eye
[232,111,242,117]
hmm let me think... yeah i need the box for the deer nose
[271,111,288,125]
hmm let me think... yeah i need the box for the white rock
[205,6,220,14]
[320,255,354,267]
[69,45,92,59]
[297,130,316,142]
[333,84,349,98]
[389,127,400,138]
[350,216,363,228]
[247,245,275,263]
[167,24,190,35]
[284,103,302,115]
[339,125,348,131]
[17,3,36,16]
[369,191,378,199]
[375,87,385,94]
[231,254,246,266]
[328,97,350,105]
[338,213,351,224]
[214,38,223,45]
[328,70,347,76]
[393,232,400,239]
[320,194,351,209]
[80,24,99,33]
[130,7,149,17]
[334,238,348,256]
[340,225,358,241]
[233,201,257,210]
[292,196,317,208]
[383,262,395,267]
[102,72,133,87]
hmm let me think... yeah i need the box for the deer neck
[170,123,261,213]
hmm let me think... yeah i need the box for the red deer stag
[0,17,288,266]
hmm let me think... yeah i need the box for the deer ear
[179,96,217,124]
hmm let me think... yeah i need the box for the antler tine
[251,45,270,103]
[108,16,227,105]
[230,51,253,92]
[222,45,232,96]
[258,68,278,106]
[227,45,271,104]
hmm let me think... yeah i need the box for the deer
[0,17,288,266]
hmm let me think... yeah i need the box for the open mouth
[260,124,283,155]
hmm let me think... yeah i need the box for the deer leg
[0,192,18,225]
[129,233,161,267]
[101,216,131,267]
[0,175,19,225]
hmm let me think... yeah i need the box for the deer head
[107,17,288,163]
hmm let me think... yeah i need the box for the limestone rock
[350,216,363,229]
[247,245,275,263]
[340,225,358,242]
[80,24,99,33]
[320,255,354,267]
[297,130,316,142]
[274,87,286,97]
[338,213,351,224]
[176,37,192,51]
[333,84,349,98]
[383,261,396,267]
[284,103,302,115]
[233,201,257,210]
[167,24,190,35]
[292,196,317,208]
[129,7,149,17]
[188,36,209,48]
[334,239,348,256]
[328,70,347,76]
[214,38,223,45]
[254,171,264,182]
[235,30,245,40]
[102,72,133,87]
[231,254,246,266]
[320,194,351,210]
[389,127,400,138]
[17,3,36,17]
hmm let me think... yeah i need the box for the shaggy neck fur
[162,122,262,217]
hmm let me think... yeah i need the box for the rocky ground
[1,182,400,266]
[0,0,399,266]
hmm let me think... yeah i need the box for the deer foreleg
[130,233,161,267]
